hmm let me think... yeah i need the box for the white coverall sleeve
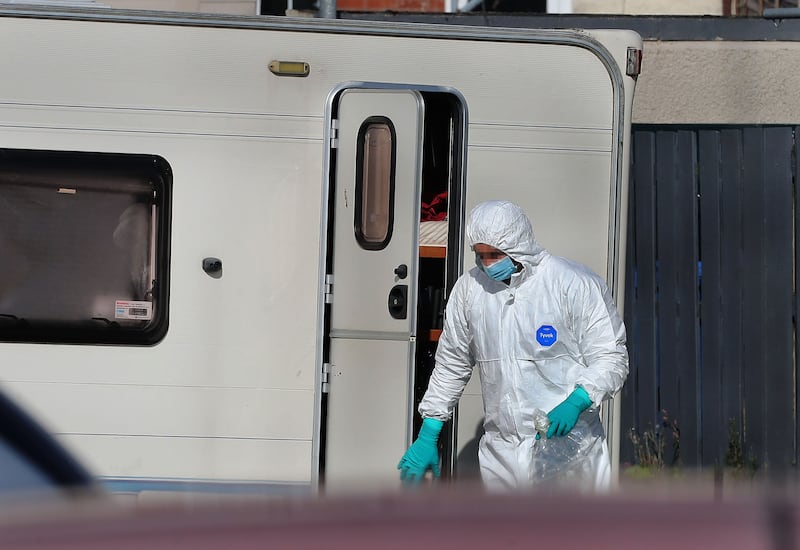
[417,277,475,422]
[572,275,629,406]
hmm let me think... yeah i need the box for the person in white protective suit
[397,200,629,491]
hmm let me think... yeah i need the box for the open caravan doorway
[321,85,466,490]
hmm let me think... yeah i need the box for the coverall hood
[466,200,546,271]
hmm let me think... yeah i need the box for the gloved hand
[546,386,592,438]
[397,417,443,485]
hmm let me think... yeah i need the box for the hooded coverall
[418,200,629,490]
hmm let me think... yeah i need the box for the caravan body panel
[0,8,639,493]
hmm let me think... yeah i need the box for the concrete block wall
[634,40,800,124]
[103,0,257,14]
[572,0,722,15]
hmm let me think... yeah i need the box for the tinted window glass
[355,118,395,250]
[0,149,171,345]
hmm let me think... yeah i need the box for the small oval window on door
[354,117,396,250]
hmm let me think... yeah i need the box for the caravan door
[324,88,424,488]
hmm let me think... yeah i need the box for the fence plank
[761,126,794,472]
[718,128,745,465]
[673,130,701,467]
[698,130,724,467]
[654,131,678,453]
[740,127,767,469]
[796,126,800,471]
[654,130,699,466]
[623,130,660,464]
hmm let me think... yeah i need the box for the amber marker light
[268,60,310,77]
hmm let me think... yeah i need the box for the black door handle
[388,285,408,319]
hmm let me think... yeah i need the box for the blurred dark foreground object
[0,388,96,498]
[0,482,797,549]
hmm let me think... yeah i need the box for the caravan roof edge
[0,3,633,47]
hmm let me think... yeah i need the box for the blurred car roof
[0,483,796,549]
[0,385,795,549]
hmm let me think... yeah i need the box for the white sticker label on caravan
[115,300,153,320]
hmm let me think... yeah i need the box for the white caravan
[0,5,640,495]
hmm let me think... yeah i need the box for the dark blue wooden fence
[621,125,798,474]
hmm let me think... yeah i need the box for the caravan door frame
[315,82,469,487]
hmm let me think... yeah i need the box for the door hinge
[321,362,332,393]
[324,274,334,304]
[330,118,339,149]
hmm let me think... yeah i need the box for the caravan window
[0,149,171,345]
[354,117,396,250]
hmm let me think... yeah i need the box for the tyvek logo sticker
[536,325,557,347]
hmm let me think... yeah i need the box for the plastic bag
[530,408,599,487]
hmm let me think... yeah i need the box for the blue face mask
[482,256,517,282]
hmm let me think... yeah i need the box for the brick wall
[337,0,445,11]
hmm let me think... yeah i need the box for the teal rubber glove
[397,418,443,485]
[546,386,592,438]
